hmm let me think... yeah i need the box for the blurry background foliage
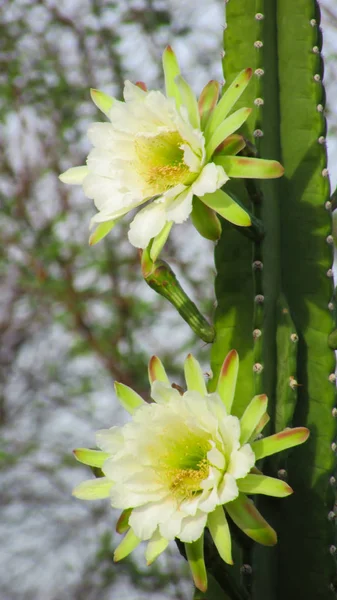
[0,1,337,599]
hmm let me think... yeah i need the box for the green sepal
[114,381,145,414]
[148,355,170,385]
[176,75,200,129]
[185,535,208,592]
[72,477,112,500]
[116,508,132,534]
[184,354,207,395]
[214,156,284,179]
[90,88,114,117]
[237,474,293,497]
[205,68,253,139]
[89,219,117,246]
[149,221,173,261]
[73,448,109,468]
[206,107,251,160]
[198,80,220,130]
[225,493,277,546]
[239,394,268,444]
[207,505,233,565]
[113,528,141,561]
[145,531,169,564]
[215,134,246,157]
[200,189,251,227]
[190,196,222,241]
[251,427,310,460]
[216,349,239,412]
[162,45,181,107]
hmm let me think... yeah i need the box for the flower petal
[96,426,123,453]
[228,444,256,479]
[218,473,239,504]
[151,380,181,404]
[192,163,228,197]
[128,202,167,249]
[178,512,208,543]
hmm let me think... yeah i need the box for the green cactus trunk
[209,0,337,597]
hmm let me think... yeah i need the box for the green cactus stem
[209,0,337,598]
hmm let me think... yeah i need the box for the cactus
[208,0,337,597]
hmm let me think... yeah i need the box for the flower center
[134,131,191,194]
[151,428,211,501]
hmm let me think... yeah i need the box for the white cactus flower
[60,47,283,254]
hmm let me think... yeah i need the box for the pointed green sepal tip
[237,474,293,498]
[200,189,251,227]
[198,80,220,130]
[185,536,208,592]
[214,155,284,179]
[116,508,132,534]
[148,355,170,385]
[205,106,252,160]
[184,354,207,395]
[252,426,310,460]
[59,165,88,185]
[113,529,141,562]
[140,246,154,278]
[205,67,253,138]
[162,45,181,106]
[145,533,169,565]
[225,493,277,546]
[239,394,268,445]
[216,349,239,412]
[114,381,145,414]
[207,506,233,565]
[90,88,114,116]
[89,219,116,246]
[175,75,200,129]
[191,196,222,241]
[135,81,147,91]
[215,133,246,157]
[72,476,112,500]
[73,448,109,468]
